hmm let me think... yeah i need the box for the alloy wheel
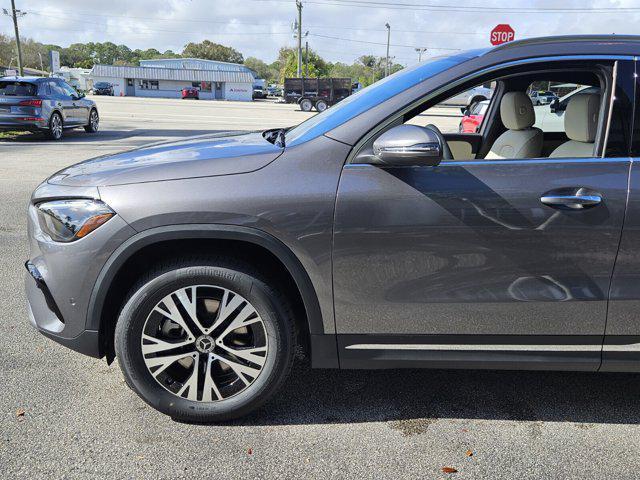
[50,114,62,139]
[90,110,99,131]
[140,285,268,402]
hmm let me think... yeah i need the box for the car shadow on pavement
[193,362,640,427]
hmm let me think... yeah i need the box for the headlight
[36,199,115,242]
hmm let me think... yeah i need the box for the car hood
[47,131,284,187]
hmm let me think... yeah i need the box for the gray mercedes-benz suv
[25,36,640,421]
[0,76,99,140]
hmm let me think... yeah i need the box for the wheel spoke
[141,334,194,355]
[176,354,200,401]
[144,351,196,378]
[202,354,223,402]
[154,294,196,339]
[218,344,267,367]
[216,354,262,386]
[206,289,243,333]
[217,304,262,341]
[175,286,207,333]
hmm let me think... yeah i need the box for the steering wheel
[424,124,453,161]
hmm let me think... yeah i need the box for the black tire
[299,98,313,112]
[114,256,296,422]
[84,108,99,133]
[47,112,63,140]
[315,99,328,112]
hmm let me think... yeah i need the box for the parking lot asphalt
[3,97,640,479]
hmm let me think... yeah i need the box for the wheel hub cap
[195,335,215,353]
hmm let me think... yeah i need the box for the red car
[181,87,199,100]
[459,99,489,133]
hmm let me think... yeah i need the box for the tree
[244,56,278,82]
[277,46,329,82]
[182,40,243,63]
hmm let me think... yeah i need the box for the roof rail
[492,34,640,52]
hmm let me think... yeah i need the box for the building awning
[90,64,254,83]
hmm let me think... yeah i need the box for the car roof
[492,34,640,52]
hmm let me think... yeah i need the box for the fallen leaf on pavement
[16,408,26,419]
[466,450,474,457]
[247,448,253,455]
[441,467,458,474]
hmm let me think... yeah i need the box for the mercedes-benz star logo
[196,335,215,353]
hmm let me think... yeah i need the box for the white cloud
[4,0,640,65]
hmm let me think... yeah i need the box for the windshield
[95,82,110,88]
[284,49,486,146]
[0,81,37,96]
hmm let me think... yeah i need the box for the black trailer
[283,77,352,112]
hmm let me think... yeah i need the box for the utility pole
[296,0,303,77]
[385,23,391,77]
[3,0,26,76]
[305,41,309,78]
[415,48,427,62]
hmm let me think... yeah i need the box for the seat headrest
[500,91,535,130]
[565,93,600,143]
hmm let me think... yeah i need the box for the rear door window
[532,83,601,133]
[0,81,37,96]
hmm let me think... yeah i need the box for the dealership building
[89,58,255,101]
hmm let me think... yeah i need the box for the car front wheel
[84,109,99,133]
[114,257,296,422]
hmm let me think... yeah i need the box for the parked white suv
[442,85,493,107]
[534,86,600,132]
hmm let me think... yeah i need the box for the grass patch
[0,130,32,140]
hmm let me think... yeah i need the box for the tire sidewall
[115,264,292,421]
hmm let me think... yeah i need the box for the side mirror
[371,124,443,167]
[550,98,561,113]
[460,107,467,115]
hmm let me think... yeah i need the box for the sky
[3,0,640,65]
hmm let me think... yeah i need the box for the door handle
[540,187,602,210]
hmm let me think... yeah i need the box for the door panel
[603,160,640,371]
[333,158,629,337]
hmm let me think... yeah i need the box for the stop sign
[490,24,515,46]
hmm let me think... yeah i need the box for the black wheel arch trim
[86,224,337,365]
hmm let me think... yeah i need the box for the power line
[250,0,640,13]
[309,32,460,50]
[30,12,292,36]
[29,11,466,52]
[28,8,486,35]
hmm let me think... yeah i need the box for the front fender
[86,224,338,367]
